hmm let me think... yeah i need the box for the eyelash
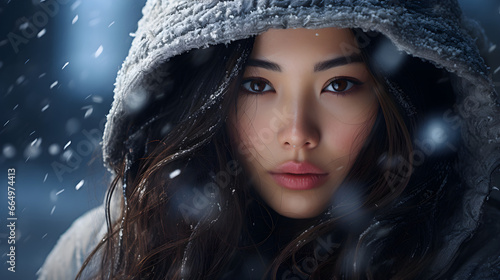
[240,77,363,95]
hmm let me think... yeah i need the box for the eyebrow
[246,54,364,72]
[314,55,364,72]
[246,59,282,71]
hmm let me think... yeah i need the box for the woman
[39,0,500,279]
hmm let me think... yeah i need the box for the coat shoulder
[446,198,500,279]
[37,205,107,280]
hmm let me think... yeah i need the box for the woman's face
[228,28,379,219]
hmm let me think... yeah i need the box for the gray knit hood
[103,0,500,277]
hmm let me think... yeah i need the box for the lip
[270,161,329,190]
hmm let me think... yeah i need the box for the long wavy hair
[77,29,457,280]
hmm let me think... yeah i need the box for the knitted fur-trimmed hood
[102,0,500,277]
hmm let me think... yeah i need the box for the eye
[241,78,274,94]
[323,78,363,94]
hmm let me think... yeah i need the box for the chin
[278,210,321,219]
[272,200,328,219]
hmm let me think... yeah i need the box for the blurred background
[0,0,499,279]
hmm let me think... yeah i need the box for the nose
[276,100,320,150]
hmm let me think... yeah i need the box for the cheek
[321,107,377,159]
[321,92,379,124]
[323,124,358,158]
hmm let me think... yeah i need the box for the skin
[227,28,379,219]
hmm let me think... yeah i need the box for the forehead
[251,28,359,59]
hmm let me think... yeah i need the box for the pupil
[251,81,265,91]
[333,80,347,91]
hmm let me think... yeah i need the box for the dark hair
[77,30,456,280]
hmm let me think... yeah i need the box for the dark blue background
[0,0,499,279]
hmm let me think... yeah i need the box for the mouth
[269,173,329,190]
[269,161,329,190]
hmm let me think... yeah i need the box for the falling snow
[62,62,69,69]
[169,169,181,179]
[50,190,60,202]
[2,144,16,158]
[75,180,85,190]
[41,104,50,112]
[494,66,500,75]
[16,75,25,85]
[37,28,46,38]
[24,138,42,160]
[48,144,61,155]
[125,87,148,112]
[50,206,56,215]
[72,15,79,24]
[64,141,72,150]
[82,105,94,118]
[50,81,59,89]
[56,189,65,195]
[161,123,172,136]
[92,95,103,103]
[61,150,73,162]
[490,44,497,53]
[71,0,81,11]
[19,22,29,30]
[94,45,104,58]
[44,173,48,182]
